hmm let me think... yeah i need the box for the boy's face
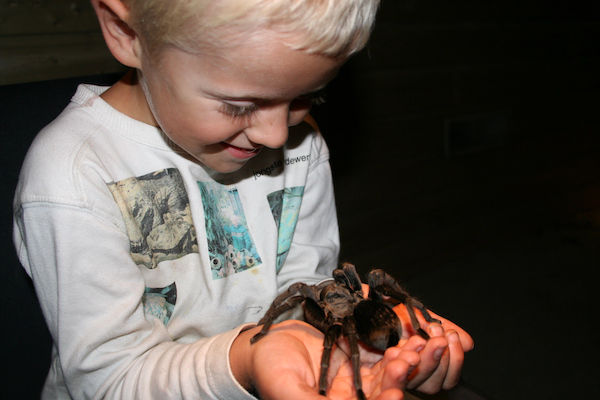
[135,31,345,173]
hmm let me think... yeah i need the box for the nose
[244,104,290,149]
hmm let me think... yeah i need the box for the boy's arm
[15,203,256,400]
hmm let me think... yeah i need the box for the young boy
[13,0,473,398]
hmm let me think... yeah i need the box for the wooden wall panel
[0,0,124,85]
[0,0,99,35]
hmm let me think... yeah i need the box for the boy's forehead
[163,30,345,100]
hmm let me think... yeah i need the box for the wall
[317,5,600,397]
[313,0,600,274]
[0,0,124,85]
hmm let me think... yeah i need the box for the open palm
[249,320,423,400]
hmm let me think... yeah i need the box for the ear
[91,0,142,68]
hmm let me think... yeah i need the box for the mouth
[222,142,262,160]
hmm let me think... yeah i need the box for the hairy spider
[251,262,440,400]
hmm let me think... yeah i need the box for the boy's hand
[232,320,422,399]
[361,282,474,394]
[392,305,474,394]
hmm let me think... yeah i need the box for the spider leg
[343,317,367,400]
[318,323,342,396]
[339,262,364,293]
[405,298,430,339]
[251,282,313,343]
[367,269,442,339]
[303,298,329,333]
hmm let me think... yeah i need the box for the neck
[100,69,158,126]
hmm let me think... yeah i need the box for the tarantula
[251,262,440,400]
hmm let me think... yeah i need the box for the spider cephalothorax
[251,262,440,400]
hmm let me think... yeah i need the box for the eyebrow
[208,87,327,103]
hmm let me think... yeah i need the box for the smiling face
[127,30,345,173]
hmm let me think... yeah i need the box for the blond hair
[122,0,380,58]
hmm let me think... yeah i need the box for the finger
[349,349,416,400]
[386,334,425,388]
[441,330,464,390]
[395,335,427,354]
[393,305,444,339]
[411,342,450,394]
[426,311,474,352]
[381,354,417,391]
[375,388,405,400]
[394,305,474,353]
[392,304,420,338]
[406,326,449,391]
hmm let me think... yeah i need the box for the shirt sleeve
[14,203,257,400]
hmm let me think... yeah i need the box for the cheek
[153,105,192,140]
[162,109,246,149]
[151,96,224,142]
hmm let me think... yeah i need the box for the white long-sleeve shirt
[13,84,339,399]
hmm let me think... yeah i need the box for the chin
[203,160,248,174]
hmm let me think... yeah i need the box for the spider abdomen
[353,300,401,351]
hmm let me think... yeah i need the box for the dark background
[2,1,599,398]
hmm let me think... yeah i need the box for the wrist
[230,325,261,392]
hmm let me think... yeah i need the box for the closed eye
[219,102,259,120]
[220,88,327,119]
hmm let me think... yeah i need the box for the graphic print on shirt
[143,282,177,325]
[198,181,262,279]
[267,186,305,272]
[107,168,199,269]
